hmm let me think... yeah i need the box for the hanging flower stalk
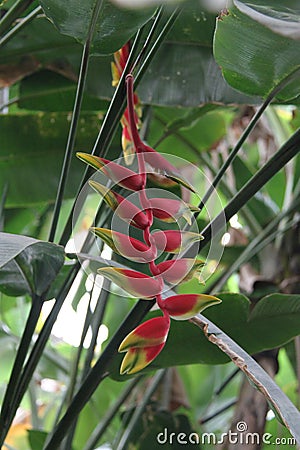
[77,45,221,375]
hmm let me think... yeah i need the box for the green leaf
[0,232,64,297]
[137,5,258,106]
[214,1,300,102]
[18,70,109,112]
[149,106,228,162]
[248,294,300,348]
[39,0,156,54]
[27,429,48,450]
[0,112,120,207]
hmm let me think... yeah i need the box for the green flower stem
[0,295,43,446]
[0,5,42,48]
[48,0,105,243]
[0,0,34,35]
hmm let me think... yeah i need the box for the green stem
[0,5,41,48]
[197,67,300,213]
[82,278,110,376]
[135,8,181,85]
[48,0,105,242]
[62,279,104,450]
[212,214,299,293]
[0,0,34,35]
[83,376,143,450]
[198,127,300,250]
[0,264,79,442]
[0,183,8,231]
[57,30,142,247]
[200,399,237,425]
[0,295,43,446]
[43,300,154,450]
[115,370,165,450]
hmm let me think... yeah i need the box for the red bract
[119,343,165,375]
[156,258,205,285]
[89,181,150,229]
[76,153,144,191]
[98,267,163,299]
[148,198,199,224]
[91,228,156,263]
[119,316,170,352]
[162,294,221,320]
[152,230,203,253]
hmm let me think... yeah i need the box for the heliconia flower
[162,294,221,320]
[76,153,144,191]
[156,258,205,285]
[111,42,130,86]
[91,228,156,263]
[119,316,170,352]
[98,267,163,299]
[89,180,150,229]
[151,230,203,254]
[120,342,165,375]
[148,198,199,225]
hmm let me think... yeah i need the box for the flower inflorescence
[76,43,221,375]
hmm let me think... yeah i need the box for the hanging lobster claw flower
[119,316,170,352]
[98,267,162,299]
[76,153,144,191]
[120,343,165,375]
[148,198,199,225]
[89,181,150,229]
[162,294,221,320]
[152,230,203,254]
[156,258,205,285]
[91,228,156,263]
